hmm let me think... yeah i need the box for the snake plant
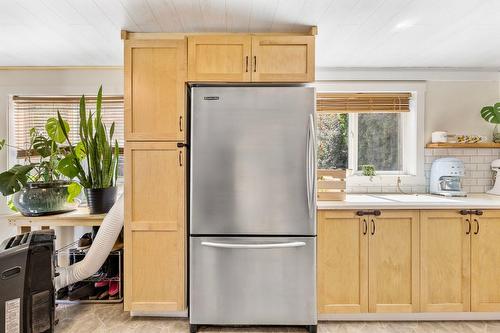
[57,86,119,189]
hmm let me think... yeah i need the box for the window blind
[12,95,124,158]
[316,92,411,113]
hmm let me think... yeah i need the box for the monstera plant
[0,119,81,216]
[480,102,500,143]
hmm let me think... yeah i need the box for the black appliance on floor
[0,230,56,333]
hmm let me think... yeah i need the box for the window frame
[314,81,426,187]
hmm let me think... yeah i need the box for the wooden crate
[317,169,346,201]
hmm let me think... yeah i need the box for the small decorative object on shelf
[317,169,346,201]
[480,101,500,143]
[456,134,486,144]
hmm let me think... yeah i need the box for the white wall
[0,68,123,241]
[425,81,500,143]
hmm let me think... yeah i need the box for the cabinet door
[369,210,419,313]
[420,210,470,312]
[124,142,186,312]
[125,39,186,141]
[317,210,368,314]
[187,35,251,82]
[251,36,315,82]
[471,210,500,311]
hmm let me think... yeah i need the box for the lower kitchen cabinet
[471,210,500,312]
[124,142,186,313]
[421,209,500,313]
[318,210,368,313]
[420,210,470,312]
[318,210,419,314]
[369,210,420,313]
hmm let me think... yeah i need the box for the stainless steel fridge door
[190,86,316,235]
[190,236,317,325]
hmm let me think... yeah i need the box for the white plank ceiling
[0,0,500,68]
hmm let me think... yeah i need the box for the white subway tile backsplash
[347,148,498,194]
[477,149,493,156]
[470,185,486,193]
[477,164,491,171]
[433,149,448,155]
[448,148,464,155]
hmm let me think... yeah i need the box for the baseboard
[319,312,500,321]
[130,310,188,317]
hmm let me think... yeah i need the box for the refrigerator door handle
[306,116,312,218]
[308,114,316,219]
[201,241,306,249]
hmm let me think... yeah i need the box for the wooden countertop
[1,207,104,227]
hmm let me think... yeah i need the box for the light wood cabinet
[420,210,470,312]
[471,210,500,312]
[318,210,368,314]
[125,39,186,141]
[318,210,419,314]
[187,35,251,82]
[124,142,186,312]
[187,35,315,82]
[368,210,420,313]
[251,36,315,82]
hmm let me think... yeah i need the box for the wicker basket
[317,169,346,201]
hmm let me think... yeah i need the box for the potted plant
[57,86,119,214]
[480,102,500,143]
[0,119,81,216]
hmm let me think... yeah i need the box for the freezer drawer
[190,236,316,325]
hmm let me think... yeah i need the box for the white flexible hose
[54,194,124,290]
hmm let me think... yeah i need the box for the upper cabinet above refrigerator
[187,35,315,83]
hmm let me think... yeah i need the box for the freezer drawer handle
[201,241,306,249]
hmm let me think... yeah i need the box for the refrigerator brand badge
[203,96,220,100]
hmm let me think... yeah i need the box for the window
[317,92,410,175]
[10,95,125,178]
[11,95,124,158]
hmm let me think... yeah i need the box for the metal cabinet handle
[465,218,471,235]
[474,210,483,216]
[179,116,183,132]
[245,56,249,72]
[253,56,257,72]
[179,150,183,167]
[356,210,381,217]
[474,219,479,235]
[362,219,367,235]
[459,209,470,216]
[370,219,376,235]
[201,241,306,249]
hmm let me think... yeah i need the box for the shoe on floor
[68,281,95,301]
[109,280,119,297]
[76,233,93,250]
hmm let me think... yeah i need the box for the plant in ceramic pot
[57,86,119,214]
[0,120,81,216]
[480,102,500,143]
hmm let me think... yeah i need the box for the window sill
[347,174,426,186]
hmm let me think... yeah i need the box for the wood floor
[55,304,500,333]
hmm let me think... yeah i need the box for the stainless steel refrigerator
[189,85,317,333]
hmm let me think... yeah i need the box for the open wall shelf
[426,143,500,149]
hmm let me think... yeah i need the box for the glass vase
[494,124,500,143]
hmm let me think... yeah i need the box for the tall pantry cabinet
[124,38,187,313]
